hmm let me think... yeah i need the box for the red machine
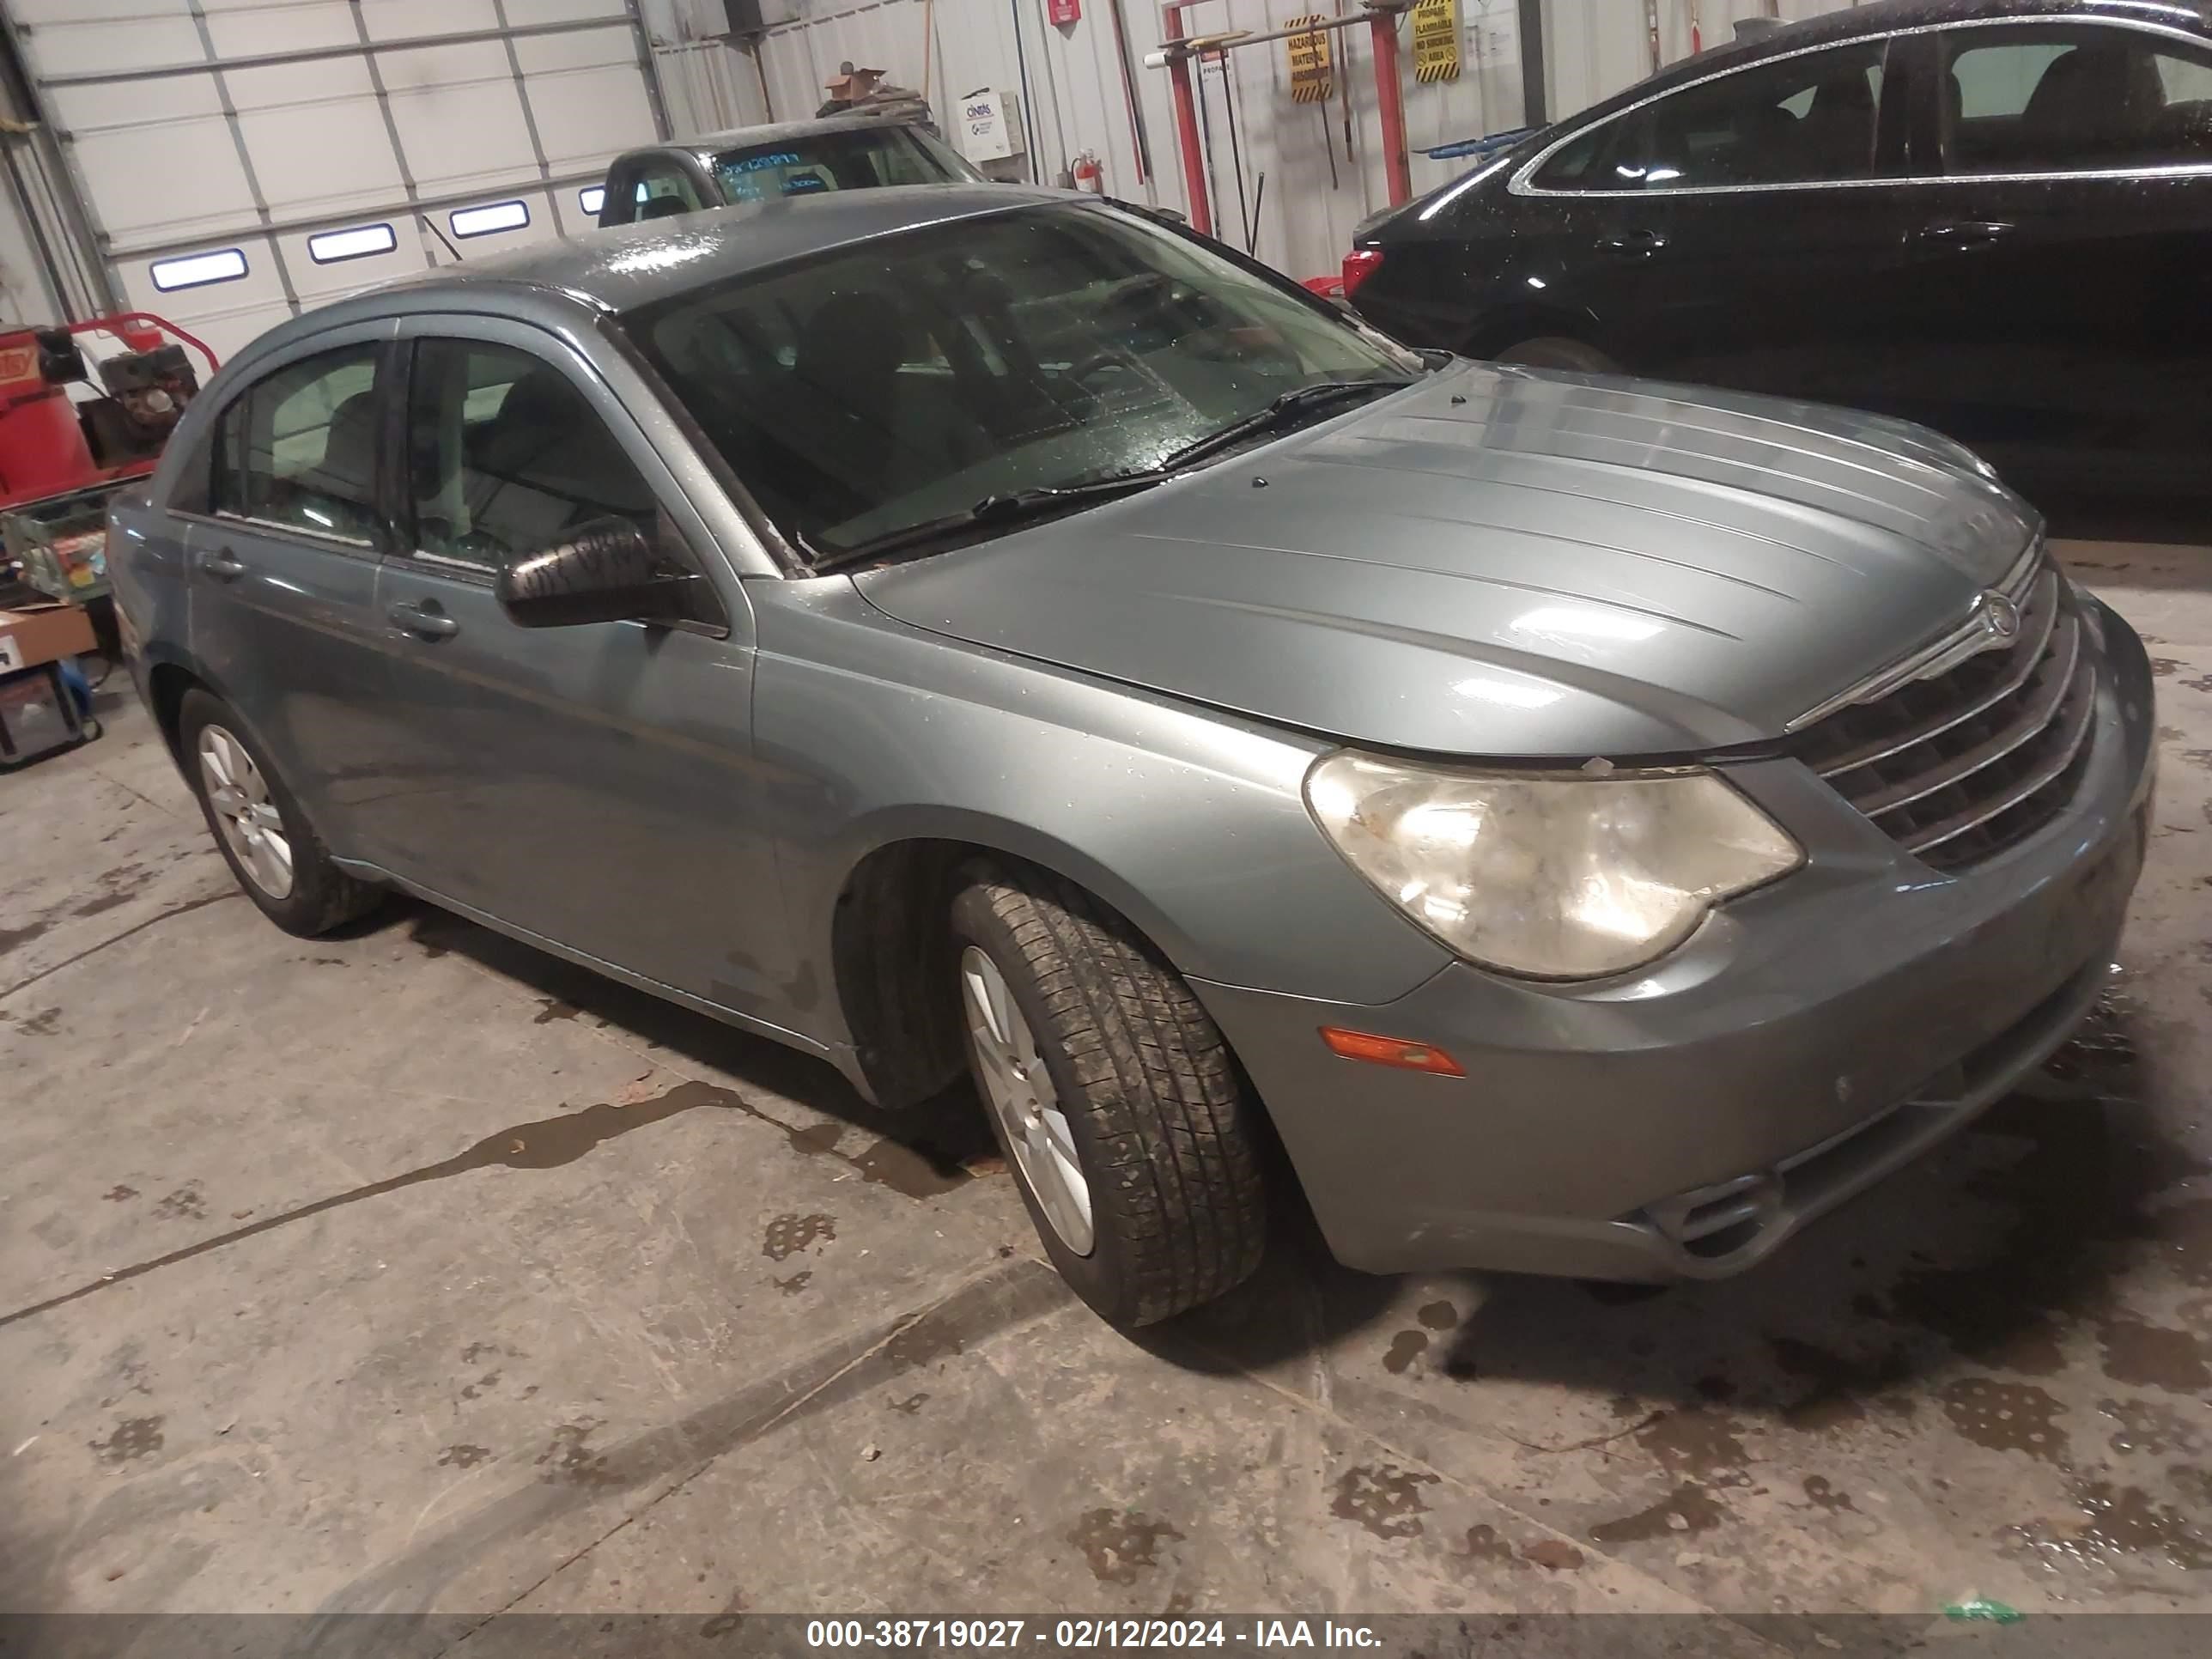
[0,313,216,511]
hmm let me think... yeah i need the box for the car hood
[854,362,2039,757]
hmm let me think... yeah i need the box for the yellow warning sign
[1412,0,1461,84]
[1285,15,1334,104]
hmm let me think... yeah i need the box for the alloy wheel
[959,945,1094,1255]
[198,724,294,899]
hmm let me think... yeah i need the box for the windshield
[623,203,1419,559]
[711,126,976,203]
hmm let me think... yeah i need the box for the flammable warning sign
[1286,16,1334,104]
[1413,0,1462,83]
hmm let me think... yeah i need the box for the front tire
[949,860,1266,1327]
[178,689,381,937]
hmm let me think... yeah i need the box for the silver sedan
[108,186,2155,1327]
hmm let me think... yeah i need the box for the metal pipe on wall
[1516,0,1547,125]
[1160,3,1213,234]
[1007,0,1045,182]
[1368,7,1411,206]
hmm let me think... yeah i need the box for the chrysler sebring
[108,187,2154,1326]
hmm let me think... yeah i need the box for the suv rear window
[710,125,975,202]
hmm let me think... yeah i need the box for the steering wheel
[1060,349,1146,390]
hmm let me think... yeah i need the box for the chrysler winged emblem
[1973,589,2022,643]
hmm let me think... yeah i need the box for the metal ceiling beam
[28,15,637,89]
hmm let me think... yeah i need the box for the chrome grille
[1793,563,2096,871]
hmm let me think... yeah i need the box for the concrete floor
[3,540,2210,1626]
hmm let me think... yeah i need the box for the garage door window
[307,224,398,264]
[1534,40,1890,190]
[450,201,531,240]
[404,339,657,569]
[1944,27,2212,173]
[150,248,249,293]
[213,343,385,544]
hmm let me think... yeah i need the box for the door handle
[1597,228,1668,254]
[197,548,246,581]
[387,599,459,641]
[1911,219,2016,247]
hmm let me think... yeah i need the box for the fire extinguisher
[1071,150,1105,193]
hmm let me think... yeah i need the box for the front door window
[1942,26,2212,173]
[402,339,659,569]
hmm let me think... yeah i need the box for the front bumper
[1193,598,2156,1282]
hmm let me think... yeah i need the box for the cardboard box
[0,600,98,672]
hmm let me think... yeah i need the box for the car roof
[1603,0,2208,106]
[626,109,937,167]
[241,185,1068,357]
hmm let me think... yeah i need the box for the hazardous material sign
[1285,15,1334,104]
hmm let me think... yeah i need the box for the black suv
[1344,0,2211,496]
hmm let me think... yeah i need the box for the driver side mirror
[495,516,721,632]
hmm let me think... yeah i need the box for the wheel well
[832,838,977,1110]
[830,838,1228,1116]
[1464,306,1610,363]
[146,661,205,763]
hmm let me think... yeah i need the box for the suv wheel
[179,689,382,937]
[949,860,1266,1327]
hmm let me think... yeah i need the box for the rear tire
[178,689,382,938]
[949,860,1266,1327]
[1493,336,1620,374]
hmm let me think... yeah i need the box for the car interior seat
[1733,100,1801,182]
[462,368,653,552]
[787,290,916,507]
[1796,69,1877,176]
[2018,42,2163,166]
[637,194,692,221]
[282,389,381,538]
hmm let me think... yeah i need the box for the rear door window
[1942,25,2212,173]
[1534,38,1891,190]
[212,342,385,544]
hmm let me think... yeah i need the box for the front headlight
[1304,751,1802,981]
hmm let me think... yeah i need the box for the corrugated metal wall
[1544,1,1864,120]
[641,0,1866,285]
[709,0,1528,283]
[0,1,1875,337]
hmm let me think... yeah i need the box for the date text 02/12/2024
[804,1621,1383,1649]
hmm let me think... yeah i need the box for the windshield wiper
[811,471,1169,571]
[1158,377,1408,471]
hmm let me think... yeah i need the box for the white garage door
[3,0,668,363]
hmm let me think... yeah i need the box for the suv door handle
[1597,228,1668,253]
[1911,219,2016,247]
[387,599,459,641]
[198,548,246,581]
